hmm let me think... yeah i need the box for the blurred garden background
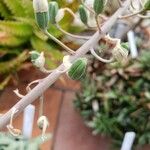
[0,0,150,150]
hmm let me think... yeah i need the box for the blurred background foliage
[0,0,80,89]
[0,132,51,149]
[74,51,150,149]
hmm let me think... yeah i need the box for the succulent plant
[0,0,79,89]
[0,132,51,150]
[74,51,150,148]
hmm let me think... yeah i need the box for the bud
[30,51,45,68]
[79,5,88,25]
[93,0,104,15]
[67,58,87,80]
[144,0,150,11]
[37,116,49,130]
[49,2,59,24]
[55,9,65,23]
[112,45,128,62]
[33,0,49,29]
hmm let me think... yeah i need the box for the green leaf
[0,21,32,37]
[93,0,104,15]
[22,0,34,18]
[3,0,26,17]
[0,51,28,74]
[0,32,28,47]
[0,75,11,90]
[0,1,11,19]
[79,5,88,25]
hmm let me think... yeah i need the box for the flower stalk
[0,0,131,130]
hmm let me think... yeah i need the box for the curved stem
[90,48,114,63]
[81,0,95,14]
[0,0,131,129]
[137,14,150,19]
[44,30,75,54]
[119,9,144,19]
[95,15,101,33]
[130,0,136,10]
[13,89,24,98]
[39,95,44,117]
[26,79,41,92]
[63,8,76,18]
[138,0,144,8]
[56,23,90,40]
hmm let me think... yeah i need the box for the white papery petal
[63,55,72,69]
[33,0,48,12]
[55,9,65,23]
[34,52,45,68]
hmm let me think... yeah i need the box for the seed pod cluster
[79,5,88,25]
[68,58,87,80]
[33,0,59,29]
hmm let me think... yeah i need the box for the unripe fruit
[33,0,49,29]
[93,0,104,15]
[49,2,59,24]
[79,5,88,25]
[68,58,87,80]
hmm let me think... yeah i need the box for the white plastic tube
[22,104,35,139]
[127,30,138,58]
[121,132,136,150]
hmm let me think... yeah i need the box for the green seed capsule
[35,12,49,29]
[30,51,40,62]
[79,5,88,25]
[144,0,150,11]
[93,0,104,15]
[68,58,87,80]
[49,2,59,24]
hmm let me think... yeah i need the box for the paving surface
[53,91,111,150]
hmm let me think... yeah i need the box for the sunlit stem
[120,9,145,19]
[95,15,101,33]
[90,48,114,63]
[138,0,144,8]
[39,95,44,117]
[55,23,90,40]
[63,7,76,18]
[44,30,75,54]
[130,0,137,10]
[26,79,41,92]
[13,89,24,98]
[81,0,95,14]
[7,108,21,137]
[137,14,150,19]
